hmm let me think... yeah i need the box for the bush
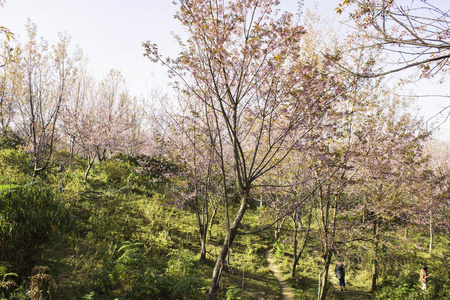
[88,241,175,299]
[116,154,180,189]
[28,266,57,300]
[0,262,19,298]
[0,148,32,184]
[97,159,134,187]
[0,182,73,272]
[0,131,24,150]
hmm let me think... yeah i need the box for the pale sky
[1,0,449,141]
[0,0,343,95]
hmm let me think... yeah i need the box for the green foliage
[167,249,197,277]
[97,159,134,187]
[0,131,24,150]
[28,266,57,300]
[375,266,450,300]
[172,276,206,300]
[88,241,178,299]
[81,291,96,299]
[89,241,145,293]
[226,285,247,300]
[0,150,445,300]
[0,262,18,298]
[117,154,180,190]
[1,286,26,300]
[0,182,73,271]
[0,148,31,184]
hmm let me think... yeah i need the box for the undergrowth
[0,152,449,299]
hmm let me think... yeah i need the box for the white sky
[1,0,448,141]
[0,0,344,95]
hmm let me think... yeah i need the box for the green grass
[1,157,449,300]
[0,184,19,190]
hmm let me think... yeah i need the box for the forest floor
[329,272,373,299]
[266,249,296,300]
[265,252,374,300]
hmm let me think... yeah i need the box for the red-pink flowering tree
[13,21,76,176]
[345,93,430,291]
[417,141,450,254]
[61,69,138,180]
[0,42,20,135]
[143,0,346,298]
[154,92,225,261]
[335,0,450,79]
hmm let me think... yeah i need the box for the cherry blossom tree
[418,141,450,254]
[157,92,225,261]
[61,68,139,180]
[335,0,450,79]
[13,21,76,176]
[144,0,346,298]
[341,90,430,291]
[0,41,20,135]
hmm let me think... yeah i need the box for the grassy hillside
[1,151,449,299]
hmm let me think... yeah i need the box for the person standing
[420,265,432,291]
[335,261,346,291]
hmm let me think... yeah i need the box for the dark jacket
[335,264,345,279]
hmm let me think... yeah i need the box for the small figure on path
[335,261,346,291]
[420,265,432,291]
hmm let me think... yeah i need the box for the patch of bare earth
[266,249,295,300]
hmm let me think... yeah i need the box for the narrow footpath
[266,249,296,300]
[329,269,373,299]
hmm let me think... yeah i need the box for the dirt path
[330,269,373,299]
[266,249,296,300]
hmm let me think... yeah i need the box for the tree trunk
[84,154,95,181]
[371,217,379,292]
[208,205,218,238]
[274,216,285,242]
[429,211,433,254]
[200,224,207,261]
[291,210,312,278]
[319,250,332,300]
[207,196,247,300]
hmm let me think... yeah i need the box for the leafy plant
[226,285,246,300]
[28,266,57,300]
[0,149,31,184]
[98,159,133,187]
[172,276,206,300]
[0,182,73,271]
[0,262,18,298]
[89,241,176,299]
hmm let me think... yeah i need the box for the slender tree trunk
[84,153,95,181]
[291,213,299,278]
[208,205,218,238]
[371,217,379,292]
[291,210,312,278]
[200,225,207,261]
[319,193,338,300]
[319,250,332,300]
[207,195,247,300]
[429,211,433,254]
[274,216,285,242]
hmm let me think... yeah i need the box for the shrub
[0,182,73,272]
[0,131,24,150]
[88,241,175,299]
[0,262,19,298]
[28,266,57,300]
[97,159,134,187]
[172,276,206,300]
[116,154,180,189]
[0,148,31,184]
